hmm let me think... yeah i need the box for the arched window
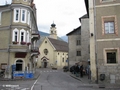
[12,28,19,42]
[44,49,48,55]
[20,29,26,42]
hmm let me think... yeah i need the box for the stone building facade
[85,0,120,84]
[0,0,39,78]
[67,14,89,68]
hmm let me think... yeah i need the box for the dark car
[63,66,69,72]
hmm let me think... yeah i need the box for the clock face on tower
[44,49,48,55]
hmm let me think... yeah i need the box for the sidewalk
[67,72,91,84]
[67,71,120,89]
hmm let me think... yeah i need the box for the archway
[43,59,47,68]
[16,60,23,71]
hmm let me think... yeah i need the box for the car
[63,66,69,72]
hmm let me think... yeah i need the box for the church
[37,23,68,69]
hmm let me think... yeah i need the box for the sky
[0,0,87,37]
[34,0,87,36]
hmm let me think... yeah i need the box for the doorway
[43,59,47,68]
[16,60,23,71]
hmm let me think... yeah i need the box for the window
[0,12,1,25]
[105,22,114,34]
[20,29,26,42]
[76,51,81,56]
[104,48,118,64]
[44,49,48,55]
[21,9,27,23]
[76,40,81,45]
[62,58,64,62]
[14,9,20,22]
[14,8,28,23]
[107,52,116,63]
[102,15,117,35]
[12,28,19,42]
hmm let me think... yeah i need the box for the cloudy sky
[34,0,87,36]
[0,0,87,36]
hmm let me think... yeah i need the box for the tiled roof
[48,37,68,52]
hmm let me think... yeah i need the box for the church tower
[49,22,57,39]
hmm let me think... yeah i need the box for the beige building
[85,0,120,84]
[0,0,39,78]
[37,23,68,68]
[67,14,90,68]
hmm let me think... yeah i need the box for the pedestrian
[80,64,83,77]
[75,63,79,77]
[87,61,91,79]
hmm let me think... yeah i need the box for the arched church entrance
[16,60,23,71]
[43,59,47,68]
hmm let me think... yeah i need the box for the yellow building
[37,23,68,69]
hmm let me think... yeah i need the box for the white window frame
[20,29,26,42]
[0,12,1,25]
[104,21,114,34]
[12,28,19,42]
[14,8,20,22]
[21,9,27,23]
[27,11,30,25]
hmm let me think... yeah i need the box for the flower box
[27,42,31,46]
[21,42,26,45]
[12,41,18,44]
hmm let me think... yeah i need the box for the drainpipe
[93,0,98,84]
[7,5,13,79]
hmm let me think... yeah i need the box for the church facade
[37,23,68,69]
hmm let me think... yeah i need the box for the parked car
[63,66,69,72]
[70,65,75,74]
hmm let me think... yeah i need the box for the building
[85,0,120,84]
[37,23,68,68]
[0,0,39,78]
[67,14,89,68]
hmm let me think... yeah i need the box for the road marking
[31,75,40,90]
[40,70,58,73]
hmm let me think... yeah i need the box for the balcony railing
[31,47,39,52]
[31,31,40,40]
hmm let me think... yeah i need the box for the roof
[48,37,68,52]
[79,14,88,22]
[66,26,81,36]
[84,0,89,17]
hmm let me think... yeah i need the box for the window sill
[104,63,118,66]
[101,0,114,3]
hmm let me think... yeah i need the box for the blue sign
[66,60,68,62]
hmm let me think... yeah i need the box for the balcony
[31,31,40,40]
[9,45,29,52]
[31,47,40,56]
